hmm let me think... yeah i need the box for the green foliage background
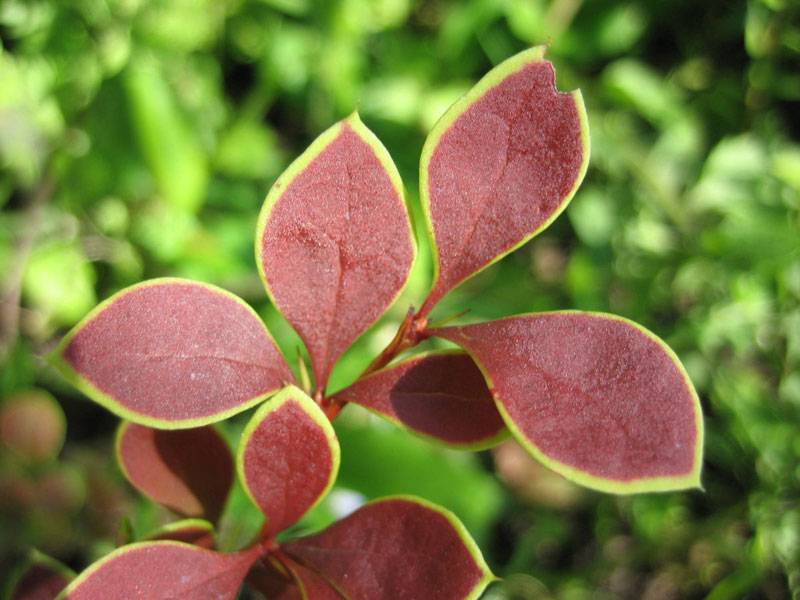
[1,0,798,598]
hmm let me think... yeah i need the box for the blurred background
[0,0,798,598]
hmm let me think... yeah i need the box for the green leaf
[23,241,96,328]
[124,57,208,214]
[332,413,504,544]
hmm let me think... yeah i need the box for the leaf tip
[344,109,364,128]
[520,44,548,62]
[45,343,64,370]
[687,459,705,492]
[48,332,77,383]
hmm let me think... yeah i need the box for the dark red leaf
[284,496,494,600]
[256,113,415,390]
[59,542,259,600]
[333,352,507,448]
[55,279,293,427]
[145,519,216,549]
[237,386,339,537]
[432,313,704,493]
[11,565,69,600]
[9,552,73,600]
[419,47,589,315]
[116,422,233,522]
[246,558,302,600]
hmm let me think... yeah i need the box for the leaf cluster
[35,47,703,598]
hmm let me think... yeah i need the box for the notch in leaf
[419,46,589,315]
[333,351,507,449]
[116,422,234,523]
[256,113,415,392]
[283,496,495,600]
[432,312,704,493]
[237,386,340,538]
[54,279,293,428]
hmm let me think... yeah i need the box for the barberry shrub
[43,46,702,599]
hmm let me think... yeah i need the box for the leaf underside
[58,279,292,427]
[245,558,302,600]
[334,352,506,448]
[257,114,414,391]
[283,497,493,600]
[116,422,233,522]
[238,387,340,538]
[432,312,703,493]
[58,542,259,600]
[420,46,588,315]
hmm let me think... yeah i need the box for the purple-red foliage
[48,46,702,600]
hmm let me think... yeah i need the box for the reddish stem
[361,308,429,377]
[320,306,431,423]
[321,396,344,420]
[257,531,280,554]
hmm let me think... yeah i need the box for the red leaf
[284,496,494,600]
[237,386,340,537]
[55,279,293,427]
[419,47,589,315]
[59,542,259,600]
[9,552,73,600]
[145,519,216,549]
[116,422,233,522]
[256,113,415,391]
[432,313,704,493]
[333,352,507,449]
[10,565,70,600]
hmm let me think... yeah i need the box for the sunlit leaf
[419,46,589,315]
[284,496,494,600]
[55,279,293,428]
[432,312,704,493]
[237,386,340,537]
[57,542,259,600]
[256,113,415,391]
